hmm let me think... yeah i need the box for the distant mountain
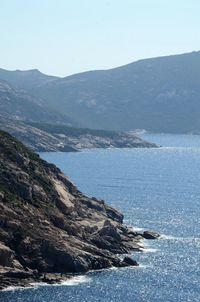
[0,80,74,125]
[0,68,57,90]
[0,80,156,151]
[1,51,200,133]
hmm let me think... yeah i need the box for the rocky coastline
[0,131,159,290]
[0,116,157,152]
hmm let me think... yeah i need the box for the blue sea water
[1,134,200,302]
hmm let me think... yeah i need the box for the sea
[1,134,200,302]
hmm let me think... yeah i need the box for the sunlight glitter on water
[2,134,200,302]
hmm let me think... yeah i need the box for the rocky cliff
[0,117,157,152]
[0,131,157,290]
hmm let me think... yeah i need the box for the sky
[0,0,200,77]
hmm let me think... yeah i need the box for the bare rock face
[120,256,139,267]
[0,115,157,153]
[142,231,160,240]
[0,243,14,267]
[0,131,145,290]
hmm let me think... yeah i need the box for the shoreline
[1,260,141,292]
[0,131,159,293]
[0,231,160,292]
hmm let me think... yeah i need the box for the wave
[160,234,180,240]
[2,285,34,292]
[31,275,91,288]
[137,264,153,269]
[2,275,91,292]
[58,275,91,286]
[131,226,144,232]
[142,247,159,253]
[161,234,200,241]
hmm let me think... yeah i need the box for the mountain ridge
[2,50,199,79]
[0,79,75,125]
[1,51,199,133]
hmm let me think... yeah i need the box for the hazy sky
[0,0,200,76]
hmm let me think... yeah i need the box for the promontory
[0,131,158,290]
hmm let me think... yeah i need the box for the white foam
[2,285,34,292]
[2,275,91,291]
[137,264,152,269]
[142,247,159,253]
[161,234,178,240]
[32,275,91,287]
[161,234,200,241]
[58,275,91,286]
[132,227,144,232]
[109,266,118,271]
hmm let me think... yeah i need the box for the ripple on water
[2,135,200,301]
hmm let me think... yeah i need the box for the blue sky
[0,0,200,76]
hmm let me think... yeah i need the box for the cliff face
[0,131,143,289]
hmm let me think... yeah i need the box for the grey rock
[142,231,160,240]
[0,131,148,290]
[120,256,139,267]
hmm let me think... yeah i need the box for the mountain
[0,131,159,289]
[0,80,74,125]
[0,80,156,151]
[0,68,57,90]
[1,51,200,133]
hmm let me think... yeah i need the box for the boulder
[120,256,139,267]
[98,223,121,242]
[142,231,160,240]
[0,243,14,267]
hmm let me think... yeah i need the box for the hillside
[26,123,157,150]
[0,116,77,152]
[0,118,157,152]
[0,117,157,152]
[0,131,159,289]
[0,79,157,151]
[1,51,200,133]
[0,80,74,125]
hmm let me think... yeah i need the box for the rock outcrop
[0,131,153,290]
[142,231,160,240]
[0,117,157,152]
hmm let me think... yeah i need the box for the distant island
[0,131,159,290]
